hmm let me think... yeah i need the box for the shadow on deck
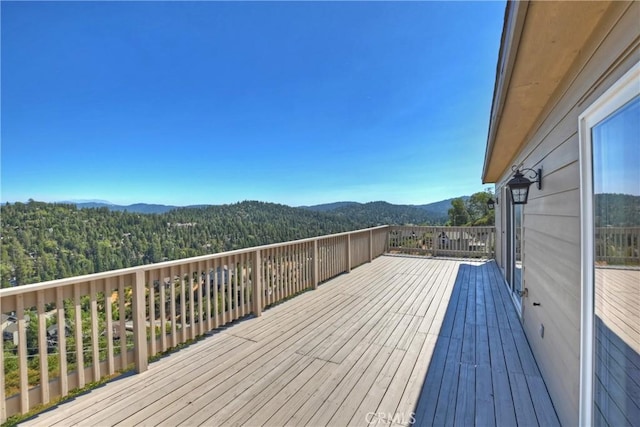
[413,263,559,426]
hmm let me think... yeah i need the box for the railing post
[133,270,148,373]
[252,250,263,317]
[493,226,497,259]
[346,234,352,273]
[369,229,373,261]
[385,226,390,253]
[312,240,319,290]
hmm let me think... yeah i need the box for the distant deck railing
[0,224,493,422]
[595,226,640,265]
[388,225,495,259]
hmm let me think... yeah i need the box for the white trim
[578,61,639,427]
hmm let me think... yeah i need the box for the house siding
[493,2,640,426]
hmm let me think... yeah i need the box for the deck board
[594,267,640,427]
[20,256,559,427]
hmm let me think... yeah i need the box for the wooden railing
[595,227,640,265]
[0,226,389,422]
[388,225,495,258]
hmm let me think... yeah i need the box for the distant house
[436,230,473,244]
[46,322,71,339]
[482,2,638,425]
[437,230,490,252]
[1,313,18,345]
[209,265,231,287]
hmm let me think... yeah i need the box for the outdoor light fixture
[487,198,495,210]
[507,166,542,205]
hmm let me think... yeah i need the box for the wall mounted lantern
[487,198,495,210]
[507,166,542,205]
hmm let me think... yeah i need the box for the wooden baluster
[37,290,49,405]
[286,248,292,298]
[273,249,278,302]
[90,280,100,382]
[313,240,319,290]
[189,264,196,341]
[16,294,28,413]
[280,248,284,298]
[240,254,246,317]
[159,268,167,352]
[198,261,205,336]
[170,267,177,348]
[74,283,85,388]
[56,287,68,397]
[118,276,128,370]
[218,258,225,326]
[214,259,220,327]
[180,265,187,343]
[233,255,240,320]
[253,250,263,317]
[297,244,303,293]
[104,278,114,376]
[205,261,212,331]
[149,272,156,357]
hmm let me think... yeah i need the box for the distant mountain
[60,196,471,222]
[330,201,444,226]
[414,196,470,216]
[60,199,114,204]
[109,203,180,214]
[68,202,179,214]
[60,201,112,209]
[300,197,469,225]
[299,201,360,212]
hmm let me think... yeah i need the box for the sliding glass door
[580,63,640,426]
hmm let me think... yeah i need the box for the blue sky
[1,1,505,207]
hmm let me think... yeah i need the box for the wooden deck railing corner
[387,225,496,259]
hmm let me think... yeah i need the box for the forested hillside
[595,193,640,226]
[330,201,446,225]
[303,200,452,224]
[0,200,363,287]
[0,197,462,288]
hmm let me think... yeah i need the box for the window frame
[578,61,639,426]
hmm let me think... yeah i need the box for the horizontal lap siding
[494,2,640,425]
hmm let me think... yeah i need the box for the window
[579,62,640,426]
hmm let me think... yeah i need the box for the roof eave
[482,0,529,184]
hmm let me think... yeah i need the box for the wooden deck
[594,267,640,426]
[20,256,559,426]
